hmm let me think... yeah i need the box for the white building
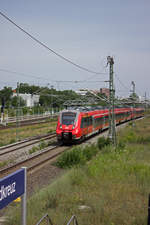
[13,93,40,107]
[75,90,88,96]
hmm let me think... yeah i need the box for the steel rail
[0,144,69,178]
[0,132,56,151]
[0,133,56,157]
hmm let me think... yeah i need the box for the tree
[11,96,26,107]
[17,83,40,94]
[0,87,13,107]
[129,92,139,101]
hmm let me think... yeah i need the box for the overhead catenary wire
[0,68,107,84]
[0,68,47,80]
[0,11,106,75]
[115,73,143,97]
[114,73,130,91]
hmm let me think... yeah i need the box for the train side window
[89,116,92,126]
[81,117,88,128]
[84,117,87,127]
[94,118,96,127]
[105,116,108,123]
[81,118,84,128]
[86,117,90,127]
[100,117,103,125]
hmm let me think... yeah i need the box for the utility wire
[115,74,143,97]
[115,74,130,91]
[0,11,106,75]
[0,68,48,80]
[0,68,106,84]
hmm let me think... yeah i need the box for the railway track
[0,143,70,178]
[0,133,56,157]
[0,115,57,130]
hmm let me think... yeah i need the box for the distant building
[75,90,88,96]
[91,90,101,95]
[100,88,109,98]
[13,93,40,107]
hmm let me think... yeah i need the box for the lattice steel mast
[107,56,117,145]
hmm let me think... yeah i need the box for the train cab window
[62,112,76,125]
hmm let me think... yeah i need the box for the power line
[0,68,106,84]
[0,68,48,80]
[0,11,106,75]
[115,74,130,91]
[52,80,106,83]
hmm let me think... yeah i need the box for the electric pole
[131,81,136,126]
[16,82,20,141]
[51,85,54,115]
[131,81,135,95]
[144,92,147,110]
[107,56,116,146]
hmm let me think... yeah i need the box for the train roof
[61,106,144,114]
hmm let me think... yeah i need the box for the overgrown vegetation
[0,160,8,168]
[0,121,56,146]
[56,138,110,168]
[5,116,150,225]
[29,140,53,154]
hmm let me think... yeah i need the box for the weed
[97,136,111,150]
[29,146,39,154]
[39,141,47,150]
[9,138,16,144]
[0,160,7,168]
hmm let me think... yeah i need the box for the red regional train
[56,106,144,144]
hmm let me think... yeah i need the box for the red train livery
[56,107,144,144]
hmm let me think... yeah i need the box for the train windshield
[61,112,76,125]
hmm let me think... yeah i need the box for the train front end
[56,110,81,144]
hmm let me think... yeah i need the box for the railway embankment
[3,115,150,225]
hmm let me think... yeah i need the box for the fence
[36,214,78,225]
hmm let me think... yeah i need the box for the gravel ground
[27,162,65,197]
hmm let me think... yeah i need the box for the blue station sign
[0,168,25,210]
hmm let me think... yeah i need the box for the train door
[80,117,88,137]
[88,116,93,134]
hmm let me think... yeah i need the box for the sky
[0,0,150,98]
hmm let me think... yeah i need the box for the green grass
[29,141,51,154]
[0,121,57,146]
[5,115,150,225]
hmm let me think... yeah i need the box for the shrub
[56,147,85,168]
[97,137,111,150]
[56,145,100,169]
[83,144,98,160]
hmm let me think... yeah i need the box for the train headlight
[60,124,62,129]
[72,125,75,129]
